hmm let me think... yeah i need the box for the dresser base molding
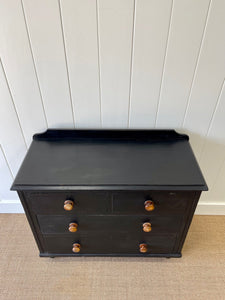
[39,253,182,258]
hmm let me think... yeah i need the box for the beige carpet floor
[0,214,224,300]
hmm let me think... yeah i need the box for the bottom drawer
[42,233,176,255]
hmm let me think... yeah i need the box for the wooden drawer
[112,191,195,215]
[25,190,196,215]
[37,215,182,235]
[42,233,176,255]
[24,191,111,215]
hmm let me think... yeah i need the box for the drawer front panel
[112,233,176,254]
[113,191,195,215]
[25,191,111,215]
[24,190,195,215]
[37,215,182,235]
[42,233,176,254]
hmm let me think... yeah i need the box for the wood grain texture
[0,0,47,146]
[60,0,101,128]
[98,0,134,127]
[129,0,172,128]
[22,0,74,128]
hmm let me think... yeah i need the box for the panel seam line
[0,145,14,179]
[58,0,76,128]
[154,0,174,127]
[127,0,136,128]
[0,58,28,149]
[182,0,212,128]
[21,0,48,128]
[199,77,225,162]
[96,0,103,127]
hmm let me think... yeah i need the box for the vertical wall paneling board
[155,0,210,128]
[183,0,225,159]
[0,61,27,176]
[0,147,18,200]
[199,81,225,204]
[22,0,74,128]
[129,0,172,128]
[0,0,47,146]
[98,0,134,127]
[60,0,101,128]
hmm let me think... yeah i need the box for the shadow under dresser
[11,129,208,258]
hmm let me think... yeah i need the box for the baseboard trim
[0,200,225,215]
[0,200,24,213]
[195,202,225,215]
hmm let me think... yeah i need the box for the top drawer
[24,191,111,215]
[23,190,197,215]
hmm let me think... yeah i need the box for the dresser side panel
[173,191,201,254]
[18,191,45,254]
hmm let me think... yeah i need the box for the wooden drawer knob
[139,243,148,253]
[143,222,152,232]
[144,200,155,211]
[72,243,81,253]
[64,200,74,211]
[68,222,78,233]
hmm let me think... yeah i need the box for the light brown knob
[68,222,78,233]
[64,200,74,211]
[143,222,152,232]
[139,243,148,253]
[72,243,80,253]
[144,200,155,211]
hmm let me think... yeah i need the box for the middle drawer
[37,215,182,235]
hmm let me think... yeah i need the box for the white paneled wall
[129,0,172,128]
[0,0,225,214]
[22,0,74,128]
[0,0,47,147]
[60,0,101,127]
[156,0,210,129]
[99,0,134,127]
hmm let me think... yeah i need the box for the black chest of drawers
[11,129,207,258]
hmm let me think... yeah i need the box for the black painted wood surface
[42,233,177,254]
[12,130,208,258]
[11,129,207,191]
[37,215,182,235]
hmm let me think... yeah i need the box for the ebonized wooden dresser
[11,129,207,258]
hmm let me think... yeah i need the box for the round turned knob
[139,243,148,253]
[68,222,78,233]
[144,200,155,212]
[142,222,152,232]
[64,200,74,211]
[72,243,80,253]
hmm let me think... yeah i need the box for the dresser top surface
[11,129,207,191]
